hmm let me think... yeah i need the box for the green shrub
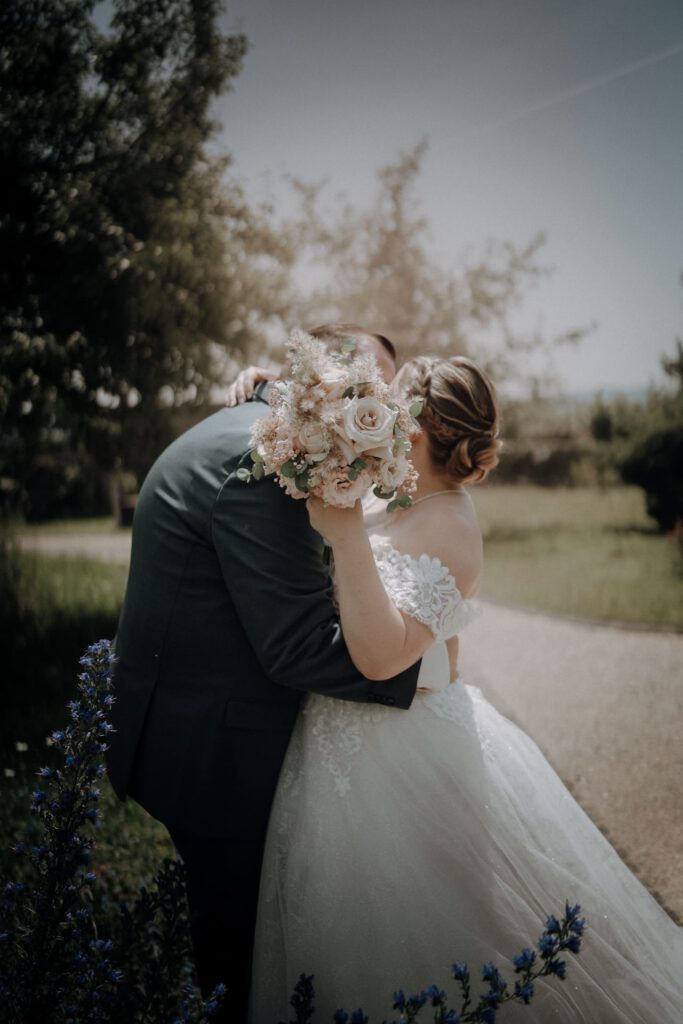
[619,428,683,533]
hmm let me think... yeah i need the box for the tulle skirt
[250,682,683,1023]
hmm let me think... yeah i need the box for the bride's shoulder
[407,496,483,598]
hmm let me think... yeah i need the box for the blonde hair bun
[397,355,501,485]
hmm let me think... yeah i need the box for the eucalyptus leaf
[295,472,311,492]
[373,486,396,500]
[348,468,359,481]
[341,339,356,353]
[280,460,298,478]
[250,448,264,464]
[409,400,424,419]
[342,386,356,400]
[235,468,252,483]
[252,463,265,481]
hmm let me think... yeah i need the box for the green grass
[18,515,118,536]
[470,485,683,630]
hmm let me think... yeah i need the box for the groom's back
[117,403,260,682]
[107,400,303,839]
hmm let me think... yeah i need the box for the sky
[213,0,683,395]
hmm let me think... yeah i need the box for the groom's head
[306,322,397,383]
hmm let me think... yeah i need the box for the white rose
[339,396,398,460]
[376,454,409,493]
[298,420,330,462]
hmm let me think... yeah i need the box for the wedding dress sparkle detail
[250,540,683,1024]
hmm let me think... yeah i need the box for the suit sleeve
[211,462,420,709]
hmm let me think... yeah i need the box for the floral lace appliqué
[369,538,480,641]
[303,696,387,796]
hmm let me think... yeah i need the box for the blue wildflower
[451,962,469,982]
[564,934,582,954]
[408,992,427,1010]
[481,962,504,986]
[424,984,446,1004]
[548,959,567,980]
[513,947,536,972]
[392,990,406,1010]
[333,1012,349,1024]
[537,933,557,957]
[545,914,560,933]
[350,1011,368,1024]
[444,1013,460,1024]
[515,980,535,1004]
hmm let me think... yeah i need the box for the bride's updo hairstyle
[397,356,501,484]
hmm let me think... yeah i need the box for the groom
[106,323,421,1022]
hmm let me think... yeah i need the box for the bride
[238,355,683,1023]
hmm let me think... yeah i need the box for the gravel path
[20,529,683,922]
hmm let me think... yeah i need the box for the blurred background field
[473,484,683,631]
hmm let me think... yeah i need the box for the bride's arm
[307,499,436,680]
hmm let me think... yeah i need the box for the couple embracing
[107,323,683,1023]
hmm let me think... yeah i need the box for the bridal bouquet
[239,329,420,509]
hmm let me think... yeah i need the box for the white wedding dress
[250,537,683,1023]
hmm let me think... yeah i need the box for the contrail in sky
[475,40,683,136]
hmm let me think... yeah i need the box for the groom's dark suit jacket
[106,389,420,840]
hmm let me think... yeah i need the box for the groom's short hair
[307,322,397,363]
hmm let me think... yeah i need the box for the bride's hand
[225,366,278,407]
[306,497,364,547]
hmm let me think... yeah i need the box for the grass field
[19,516,119,536]
[470,485,683,631]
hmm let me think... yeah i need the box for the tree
[0,0,292,513]
[279,141,587,391]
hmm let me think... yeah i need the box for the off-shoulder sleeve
[372,541,480,642]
